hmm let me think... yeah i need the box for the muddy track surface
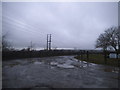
[2,56,119,88]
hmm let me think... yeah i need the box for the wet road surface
[2,56,119,88]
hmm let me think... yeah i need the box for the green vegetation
[9,62,20,67]
[75,54,120,67]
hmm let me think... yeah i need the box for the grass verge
[75,54,120,67]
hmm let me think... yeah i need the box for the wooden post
[81,51,83,60]
[87,51,89,61]
[104,50,107,64]
[117,51,120,67]
[86,51,89,66]
[116,51,118,59]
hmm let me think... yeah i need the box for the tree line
[95,26,120,53]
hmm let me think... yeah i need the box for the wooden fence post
[81,51,83,60]
[116,51,118,59]
[87,51,89,61]
[104,50,107,64]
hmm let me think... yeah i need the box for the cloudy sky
[2,2,118,50]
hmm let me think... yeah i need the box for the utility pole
[30,41,32,51]
[49,34,51,50]
[47,34,48,50]
[46,34,52,50]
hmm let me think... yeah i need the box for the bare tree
[96,31,109,50]
[96,27,119,52]
[2,33,11,51]
[117,26,120,52]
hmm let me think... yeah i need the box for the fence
[77,50,120,67]
[2,50,79,60]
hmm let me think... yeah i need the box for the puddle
[90,63,97,66]
[50,62,58,66]
[57,64,74,69]
[34,61,42,64]
[65,60,74,64]
[83,61,88,64]
[82,64,88,67]
[50,66,55,69]
[112,68,119,73]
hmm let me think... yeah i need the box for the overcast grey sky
[2,2,118,50]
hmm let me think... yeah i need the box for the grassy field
[75,54,120,67]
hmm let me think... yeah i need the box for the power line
[3,15,45,36]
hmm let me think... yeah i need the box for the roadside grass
[9,62,20,67]
[75,54,120,67]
